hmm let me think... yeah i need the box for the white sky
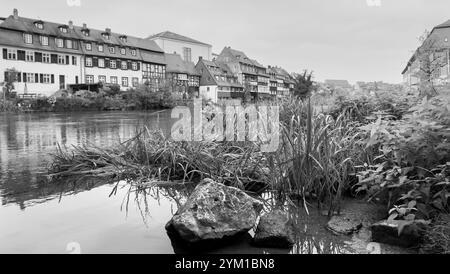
[2,0,450,84]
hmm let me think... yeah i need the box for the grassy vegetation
[1,84,181,112]
[47,85,450,252]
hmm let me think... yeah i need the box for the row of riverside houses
[0,9,296,102]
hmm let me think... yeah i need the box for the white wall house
[0,9,166,96]
[147,31,212,62]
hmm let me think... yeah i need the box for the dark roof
[199,59,243,88]
[434,19,450,30]
[164,53,200,75]
[147,31,211,47]
[0,15,164,54]
[219,47,255,66]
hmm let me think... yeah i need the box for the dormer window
[59,26,68,33]
[34,21,44,29]
[119,35,127,43]
[81,29,90,37]
[102,33,110,40]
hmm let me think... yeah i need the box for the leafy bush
[356,93,450,222]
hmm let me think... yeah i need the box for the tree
[413,30,449,98]
[2,68,19,99]
[292,70,316,99]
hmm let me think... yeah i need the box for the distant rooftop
[147,31,211,47]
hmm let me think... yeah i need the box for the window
[85,57,93,67]
[110,76,118,84]
[183,47,192,62]
[43,74,51,84]
[23,33,33,44]
[25,51,34,62]
[82,30,89,37]
[132,77,139,87]
[131,49,136,56]
[56,38,64,48]
[35,22,44,29]
[132,62,137,71]
[27,73,35,83]
[102,33,110,40]
[86,75,94,84]
[39,35,49,46]
[120,48,126,55]
[98,75,106,83]
[121,61,127,70]
[98,44,104,52]
[42,53,50,63]
[110,60,117,69]
[66,40,73,49]
[119,36,127,43]
[72,56,77,66]
[109,46,115,54]
[59,27,68,33]
[122,77,128,87]
[85,43,92,51]
[57,55,66,65]
[7,49,17,60]
[98,58,105,68]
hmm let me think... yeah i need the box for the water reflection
[0,111,173,209]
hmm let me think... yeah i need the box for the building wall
[199,85,217,103]
[153,38,212,62]
[0,46,83,96]
[82,60,142,90]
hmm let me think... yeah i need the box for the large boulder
[371,220,428,248]
[166,179,263,246]
[252,210,296,248]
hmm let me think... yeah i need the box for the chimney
[68,20,74,30]
[105,28,111,33]
[82,23,87,29]
[13,8,18,19]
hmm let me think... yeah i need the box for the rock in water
[166,179,263,245]
[253,210,296,248]
[371,220,427,248]
[326,213,363,235]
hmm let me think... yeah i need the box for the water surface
[0,111,412,254]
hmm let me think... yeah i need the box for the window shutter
[18,50,25,61]
[40,74,43,83]
[73,41,78,50]
[137,62,140,71]
[116,60,120,69]
[17,72,21,82]
[35,52,42,62]
[93,57,98,67]
[66,55,69,64]
[3,49,7,59]
[23,73,27,83]
[127,61,131,70]
[51,74,55,84]
[4,71,8,82]
[51,54,57,63]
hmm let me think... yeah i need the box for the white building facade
[148,31,212,62]
[0,9,166,97]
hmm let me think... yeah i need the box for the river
[0,111,412,254]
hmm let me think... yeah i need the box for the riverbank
[0,87,187,113]
[45,89,450,253]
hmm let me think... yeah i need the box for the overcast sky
[2,0,450,83]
